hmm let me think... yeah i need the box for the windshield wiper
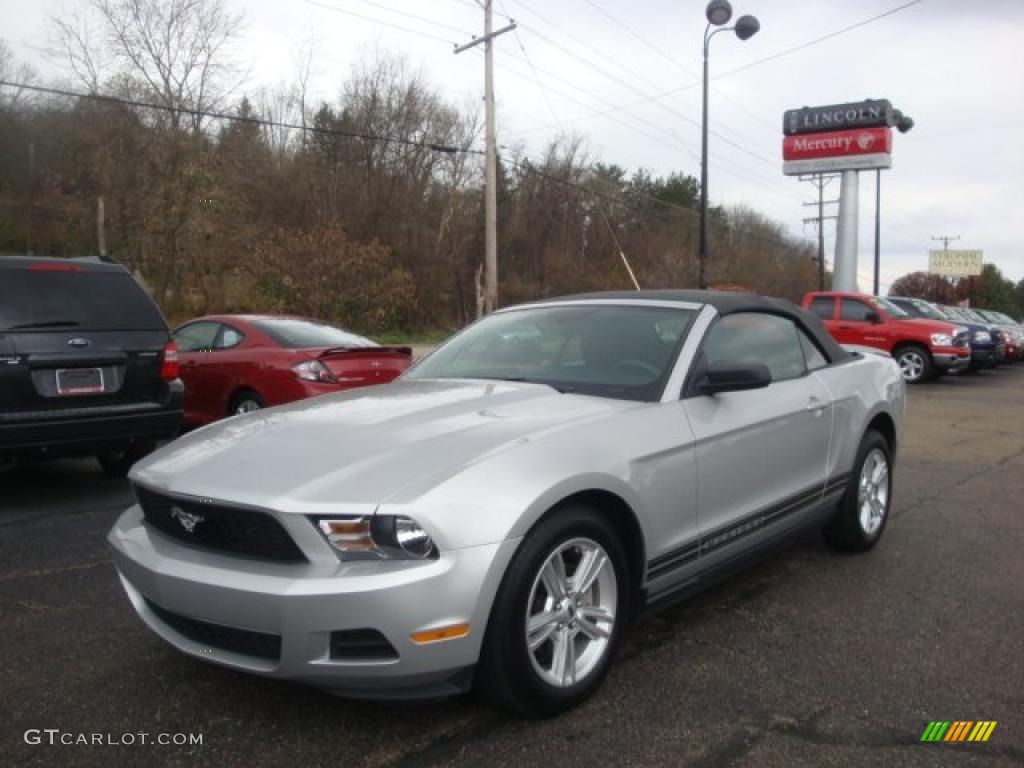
[8,320,81,329]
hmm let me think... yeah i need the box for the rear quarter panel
[812,353,905,480]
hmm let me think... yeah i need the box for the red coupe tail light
[160,341,180,380]
[292,359,336,383]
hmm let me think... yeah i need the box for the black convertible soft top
[542,289,851,364]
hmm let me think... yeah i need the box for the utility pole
[931,234,960,251]
[800,174,837,290]
[455,3,516,315]
[27,140,35,256]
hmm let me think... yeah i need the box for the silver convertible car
[110,291,905,716]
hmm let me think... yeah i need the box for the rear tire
[478,505,630,717]
[894,344,933,384]
[823,430,892,553]
[97,441,155,478]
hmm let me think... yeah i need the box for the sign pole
[873,169,881,295]
[833,170,859,292]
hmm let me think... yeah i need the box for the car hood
[899,317,959,334]
[131,378,634,511]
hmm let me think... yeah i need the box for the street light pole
[698,1,759,290]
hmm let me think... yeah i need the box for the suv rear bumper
[0,381,183,456]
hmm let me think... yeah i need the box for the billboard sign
[929,250,983,277]
[782,127,893,176]
[784,99,893,136]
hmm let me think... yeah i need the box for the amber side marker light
[410,623,470,644]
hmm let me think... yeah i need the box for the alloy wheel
[898,350,925,382]
[524,537,617,688]
[235,399,262,414]
[858,448,890,536]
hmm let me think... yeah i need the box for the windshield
[908,299,947,320]
[250,318,377,349]
[0,269,166,331]
[405,304,697,402]
[873,297,908,317]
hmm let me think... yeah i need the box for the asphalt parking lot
[3,367,1023,767]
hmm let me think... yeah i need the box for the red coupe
[172,315,412,427]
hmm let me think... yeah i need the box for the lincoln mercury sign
[929,250,983,277]
[783,126,893,176]
[783,99,893,136]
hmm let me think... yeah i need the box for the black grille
[134,485,308,563]
[330,629,399,660]
[145,599,281,661]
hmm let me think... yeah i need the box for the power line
[511,0,925,139]
[301,0,461,45]
[0,79,481,155]
[716,0,925,81]
[498,0,560,128]
[309,0,473,36]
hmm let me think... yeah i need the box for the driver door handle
[806,396,825,414]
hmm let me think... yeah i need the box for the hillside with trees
[0,0,820,334]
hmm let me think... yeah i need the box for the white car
[109,291,905,716]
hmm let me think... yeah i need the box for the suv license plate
[56,367,105,395]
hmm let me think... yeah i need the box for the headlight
[315,516,437,560]
[930,333,953,347]
[973,331,991,343]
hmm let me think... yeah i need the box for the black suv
[0,257,183,475]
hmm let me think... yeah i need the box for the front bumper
[108,505,517,699]
[932,348,970,373]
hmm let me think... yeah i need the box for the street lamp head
[891,108,915,133]
[734,14,760,41]
[706,0,733,26]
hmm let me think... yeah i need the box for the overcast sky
[3,0,1023,290]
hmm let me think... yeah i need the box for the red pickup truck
[802,291,970,383]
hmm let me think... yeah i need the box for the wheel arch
[519,486,647,622]
[866,411,897,455]
[226,386,263,414]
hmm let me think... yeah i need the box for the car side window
[798,330,828,371]
[808,297,834,320]
[173,322,220,353]
[217,325,244,349]
[702,313,808,383]
[840,298,875,322]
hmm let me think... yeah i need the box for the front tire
[478,505,630,717]
[894,344,933,384]
[823,430,893,553]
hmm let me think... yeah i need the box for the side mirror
[865,311,882,324]
[699,364,772,395]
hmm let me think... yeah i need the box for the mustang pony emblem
[169,506,204,533]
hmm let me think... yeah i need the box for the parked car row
[802,290,1023,384]
[0,256,410,475]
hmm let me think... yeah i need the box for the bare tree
[0,39,38,108]
[50,0,245,131]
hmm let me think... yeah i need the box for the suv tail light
[160,341,179,380]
